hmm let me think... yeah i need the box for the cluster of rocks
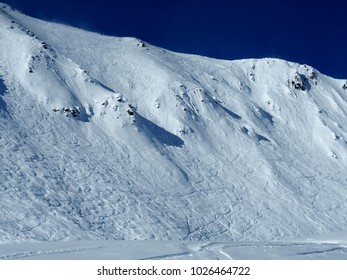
[291,72,308,91]
[52,107,80,118]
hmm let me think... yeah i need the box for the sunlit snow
[1,3,347,259]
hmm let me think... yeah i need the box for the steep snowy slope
[1,3,347,243]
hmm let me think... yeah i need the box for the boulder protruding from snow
[137,40,146,48]
[126,104,135,116]
[52,107,80,118]
[303,64,319,85]
[291,72,307,91]
[63,107,80,117]
[116,94,124,102]
[41,41,48,49]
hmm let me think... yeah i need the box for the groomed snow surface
[1,236,347,260]
[1,3,347,259]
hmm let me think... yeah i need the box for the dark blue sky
[3,0,347,78]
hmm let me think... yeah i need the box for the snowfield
[0,3,347,259]
[1,232,347,260]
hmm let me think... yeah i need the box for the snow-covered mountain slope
[1,3,347,243]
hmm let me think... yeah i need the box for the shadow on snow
[0,78,7,112]
[135,113,184,147]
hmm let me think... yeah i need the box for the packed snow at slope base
[1,236,347,260]
[1,2,347,246]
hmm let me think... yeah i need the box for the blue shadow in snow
[135,113,184,147]
[76,107,91,123]
[255,133,270,142]
[0,78,7,112]
[219,103,242,120]
[257,107,274,125]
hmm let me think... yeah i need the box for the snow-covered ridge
[1,2,347,244]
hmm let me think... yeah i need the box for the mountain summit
[1,3,347,243]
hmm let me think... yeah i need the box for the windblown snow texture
[1,3,347,243]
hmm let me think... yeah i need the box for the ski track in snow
[0,2,347,254]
